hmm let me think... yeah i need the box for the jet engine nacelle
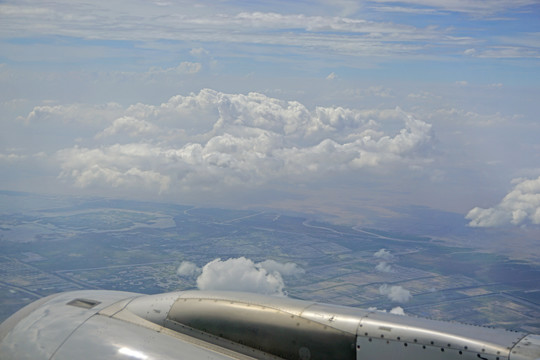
[0,290,539,359]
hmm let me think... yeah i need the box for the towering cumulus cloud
[19,89,434,199]
[466,176,540,227]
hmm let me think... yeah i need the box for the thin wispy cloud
[369,0,537,16]
[1,0,536,65]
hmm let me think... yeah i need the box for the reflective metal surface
[122,291,540,360]
[357,309,526,359]
[167,296,356,360]
[0,293,58,345]
[0,290,257,360]
[1,289,540,360]
[510,334,540,360]
[53,311,253,360]
[300,303,370,334]
[0,290,137,359]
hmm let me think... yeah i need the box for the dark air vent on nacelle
[66,298,101,309]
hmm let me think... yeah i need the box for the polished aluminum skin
[1,290,539,359]
[0,290,258,360]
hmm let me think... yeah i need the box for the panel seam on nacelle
[48,313,99,360]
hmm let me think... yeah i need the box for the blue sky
[1,0,540,229]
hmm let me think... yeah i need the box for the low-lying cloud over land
[375,262,395,273]
[374,249,395,273]
[176,261,202,278]
[374,249,394,260]
[379,284,412,303]
[372,249,411,302]
[177,257,304,296]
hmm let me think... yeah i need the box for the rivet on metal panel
[298,347,311,360]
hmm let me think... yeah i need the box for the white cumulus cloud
[374,248,394,260]
[56,144,172,194]
[177,261,201,278]
[258,259,305,277]
[36,89,434,198]
[194,257,304,296]
[390,306,405,315]
[379,284,412,303]
[96,116,160,139]
[375,261,394,273]
[466,176,540,227]
[367,306,406,315]
[21,102,123,126]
